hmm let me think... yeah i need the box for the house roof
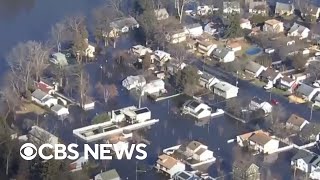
[36,81,54,94]
[300,123,320,139]
[233,159,259,171]
[98,169,120,180]
[288,23,310,35]
[200,71,215,81]
[51,104,67,112]
[265,19,282,26]
[187,141,203,151]
[260,68,281,81]
[213,81,238,92]
[238,130,267,141]
[110,17,138,29]
[286,114,308,127]
[212,47,232,59]
[292,149,313,161]
[296,83,315,96]
[245,61,264,73]
[184,23,202,29]
[32,89,49,100]
[157,154,179,169]
[174,171,201,180]
[249,132,272,146]
[275,2,294,12]
[281,76,295,83]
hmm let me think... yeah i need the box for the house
[213,81,239,99]
[69,155,88,172]
[198,71,220,89]
[303,3,320,20]
[94,169,120,180]
[154,50,171,66]
[288,23,310,39]
[195,35,217,56]
[31,89,58,107]
[314,94,320,107]
[142,79,166,95]
[291,150,320,174]
[279,76,297,93]
[211,47,235,63]
[51,104,69,117]
[197,5,218,16]
[240,18,252,30]
[109,106,152,123]
[122,75,146,90]
[286,114,309,131]
[275,2,294,16]
[226,42,242,52]
[263,19,284,33]
[156,154,186,178]
[233,159,260,180]
[236,130,279,154]
[259,68,283,85]
[173,171,201,180]
[185,141,215,162]
[299,123,320,142]
[109,16,139,37]
[131,45,152,57]
[29,126,59,146]
[166,29,187,44]
[184,23,203,37]
[249,97,273,114]
[167,58,186,75]
[154,8,169,20]
[245,61,267,77]
[35,80,58,95]
[223,1,241,14]
[310,167,320,179]
[182,100,212,119]
[204,22,217,35]
[50,52,68,66]
[248,0,267,15]
[84,39,95,58]
[81,96,95,111]
[292,73,308,82]
[295,83,320,101]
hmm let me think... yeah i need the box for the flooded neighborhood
[2,0,320,180]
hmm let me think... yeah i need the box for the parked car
[271,99,279,105]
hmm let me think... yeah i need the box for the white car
[264,83,273,90]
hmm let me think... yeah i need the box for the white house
[288,23,310,39]
[236,130,279,154]
[240,18,252,30]
[84,40,95,58]
[197,5,218,16]
[291,150,320,175]
[260,68,283,85]
[263,19,284,33]
[122,75,146,90]
[29,126,59,146]
[249,97,273,114]
[154,8,169,20]
[51,104,69,117]
[94,169,120,180]
[109,16,139,37]
[184,23,203,37]
[154,50,171,65]
[182,100,212,119]
[186,141,215,162]
[131,45,153,57]
[211,47,235,63]
[31,89,58,107]
[213,81,239,99]
[286,114,309,131]
[142,79,166,95]
[280,76,297,93]
[223,1,241,14]
[156,154,186,178]
[109,106,151,123]
[166,29,187,44]
[198,71,220,89]
[296,83,320,101]
[244,61,267,77]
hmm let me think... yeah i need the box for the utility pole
[310,104,314,121]
[236,71,239,87]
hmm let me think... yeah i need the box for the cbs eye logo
[20,143,37,160]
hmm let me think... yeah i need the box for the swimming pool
[246,47,262,56]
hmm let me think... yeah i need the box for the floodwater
[0,0,306,179]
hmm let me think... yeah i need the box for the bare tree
[175,0,195,23]
[50,21,68,52]
[307,61,320,81]
[168,44,188,63]
[65,15,89,63]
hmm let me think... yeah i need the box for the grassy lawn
[16,102,47,115]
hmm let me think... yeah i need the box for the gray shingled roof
[32,89,48,100]
[212,47,231,59]
[245,61,263,73]
[296,83,315,97]
[110,17,138,29]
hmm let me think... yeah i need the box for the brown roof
[233,159,259,171]
[282,76,294,83]
[187,141,202,151]
[265,19,282,26]
[286,114,307,127]
[260,68,281,80]
[238,130,266,141]
[249,133,272,146]
[157,154,179,169]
